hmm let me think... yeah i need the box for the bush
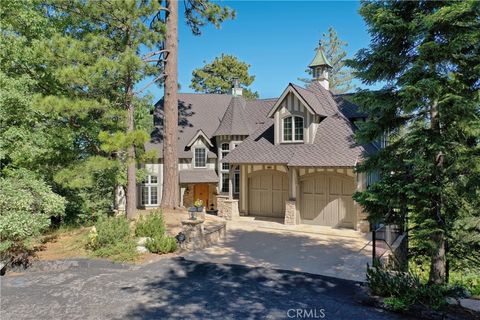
[135,210,166,238]
[135,210,177,254]
[146,235,177,254]
[87,216,137,261]
[367,264,461,311]
[0,169,66,263]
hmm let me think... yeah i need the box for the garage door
[300,174,355,227]
[249,171,288,218]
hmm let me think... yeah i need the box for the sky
[142,1,373,101]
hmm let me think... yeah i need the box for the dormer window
[194,148,206,168]
[283,116,304,142]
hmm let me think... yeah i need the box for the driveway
[184,219,372,281]
[1,257,409,320]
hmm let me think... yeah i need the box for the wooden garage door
[300,174,355,227]
[249,171,288,218]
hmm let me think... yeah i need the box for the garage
[248,170,288,218]
[300,173,355,227]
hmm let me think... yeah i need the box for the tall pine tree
[349,1,480,284]
[160,0,234,209]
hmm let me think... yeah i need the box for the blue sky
[143,1,372,100]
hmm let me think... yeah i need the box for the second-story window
[194,148,206,168]
[283,116,304,142]
[221,143,229,171]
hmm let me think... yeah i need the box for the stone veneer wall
[284,201,297,225]
[182,184,194,208]
[217,196,239,220]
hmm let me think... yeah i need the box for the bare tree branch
[133,74,166,96]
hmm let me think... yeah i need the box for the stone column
[181,219,204,250]
[217,196,239,220]
[284,200,297,225]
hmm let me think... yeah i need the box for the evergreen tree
[36,0,164,219]
[349,1,480,284]
[160,0,234,209]
[301,27,355,94]
[190,54,259,99]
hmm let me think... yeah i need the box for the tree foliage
[190,54,258,99]
[349,1,480,283]
[0,169,66,256]
[301,27,355,94]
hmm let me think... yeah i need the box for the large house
[138,48,375,232]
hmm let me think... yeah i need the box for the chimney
[308,46,332,90]
[231,78,243,96]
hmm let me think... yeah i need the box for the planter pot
[206,210,218,216]
[196,206,204,212]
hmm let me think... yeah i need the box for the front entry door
[194,184,209,207]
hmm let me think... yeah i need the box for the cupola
[308,46,332,90]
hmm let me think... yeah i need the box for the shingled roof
[213,96,252,136]
[222,83,375,167]
[147,93,275,158]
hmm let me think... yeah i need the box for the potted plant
[194,199,204,212]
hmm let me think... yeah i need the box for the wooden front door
[193,184,209,207]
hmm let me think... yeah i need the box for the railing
[371,223,407,268]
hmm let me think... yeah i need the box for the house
[138,48,375,232]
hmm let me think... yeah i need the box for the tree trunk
[428,99,446,284]
[125,79,137,219]
[161,0,179,209]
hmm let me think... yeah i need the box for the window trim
[194,147,207,168]
[141,175,158,206]
[282,115,304,143]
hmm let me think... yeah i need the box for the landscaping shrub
[135,210,166,238]
[87,216,137,261]
[366,264,464,311]
[0,169,66,264]
[135,210,177,254]
[145,235,177,254]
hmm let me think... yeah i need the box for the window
[141,175,158,206]
[194,148,206,168]
[221,143,229,171]
[221,173,229,193]
[283,116,304,142]
[233,169,240,194]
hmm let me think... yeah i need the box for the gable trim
[267,84,316,118]
[186,129,213,148]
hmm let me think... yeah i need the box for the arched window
[283,116,304,142]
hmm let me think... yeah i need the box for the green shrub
[89,216,131,249]
[135,210,177,254]
[383,297,410,311]
[145,235,177,254]
[87,216,137,261]
[367,264,457,310]
[0,169,66,262]
[135,210,166,238]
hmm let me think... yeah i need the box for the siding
[274,92,318,145]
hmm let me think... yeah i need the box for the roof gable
[266,84,317,118]
[186,129,213,148]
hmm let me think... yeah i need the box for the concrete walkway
[183,218,372,281]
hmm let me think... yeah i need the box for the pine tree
[160,0,234,209]
[301,27,355,94]
[190,54,259,99]
[349,1,480,284]
[38,0,165,219]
